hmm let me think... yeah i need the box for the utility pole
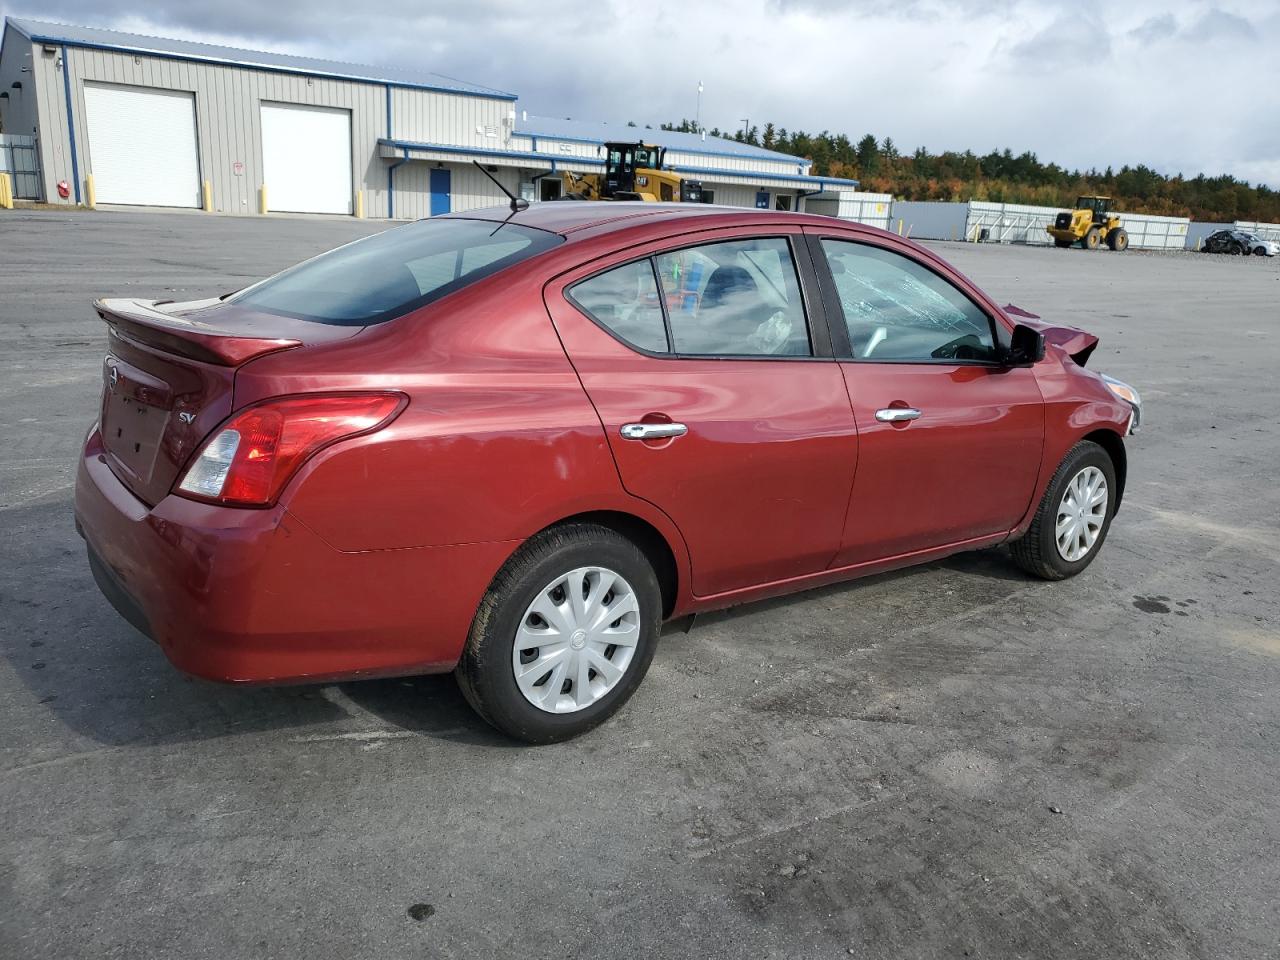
[739,118,749,141]
[695,81,703,134]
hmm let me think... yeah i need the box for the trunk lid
[95,297,359,506]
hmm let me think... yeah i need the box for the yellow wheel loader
[561,142,703,203]
[1047,196,1129,251]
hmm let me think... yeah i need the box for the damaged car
[75,203,1141,742]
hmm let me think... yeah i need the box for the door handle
[620,422,688,440]
[875,407,922,423]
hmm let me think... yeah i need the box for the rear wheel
[1106,228,1129,251]
[1083,227,1101,250]
[1230,241,1245,255]
[456,523,662,743]
[1010,440,1117,580]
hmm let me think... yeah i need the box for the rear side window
[231,220,562,325]
[820,239,996,362]
[569,260,669,353]
[568,237,812,358]
[655,238,810,356]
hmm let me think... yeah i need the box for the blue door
[430,168,451,216]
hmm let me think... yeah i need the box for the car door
[544,227,858,598]
[805,230,1044,567]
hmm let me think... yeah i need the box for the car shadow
[4,493,1029,751]
[684,545,1029,628]
[2,498,508,750]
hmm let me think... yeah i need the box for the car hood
[1003,303,1099,366]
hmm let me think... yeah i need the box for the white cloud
[2,0,1276,187]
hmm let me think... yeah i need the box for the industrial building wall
[388,86,513,150]
[0,28,39,137]
[390,161,523,219]
[24,43,517,217]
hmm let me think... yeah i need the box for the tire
[1254,246,1267,257]
[1106,228,1129,251]
[1083,227,1101,250]
[1009,440,1118,581]
[455,523,663,743]
[1230,242,1244,255]
[1054,238,1072,248]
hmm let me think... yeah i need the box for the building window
[775,195,792,211]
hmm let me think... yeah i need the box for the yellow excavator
[561,142,703,203]
[1047,196,1129,250]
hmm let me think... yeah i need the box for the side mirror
[1007,324,1045,366]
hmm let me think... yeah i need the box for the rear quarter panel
[231,260,692,604]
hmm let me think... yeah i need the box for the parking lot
[2,208,1278,959]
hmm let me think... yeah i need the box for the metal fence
[956,201,1190,250]
[1235,220,1280,243]
[1117,212,1189,250]
[0,134,41,200]
[806,191,893,230]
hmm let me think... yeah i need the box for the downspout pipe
[387,147,409,219]
[60,45,81,203]
[797,180,828,211]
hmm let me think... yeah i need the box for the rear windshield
[229,219,562,325]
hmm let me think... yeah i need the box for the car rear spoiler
[95,298,301,366]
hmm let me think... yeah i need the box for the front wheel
[456,523,662,743]
[1010,440,1117,580]
[1254,246,1268,257]
[1083,227,1102,250]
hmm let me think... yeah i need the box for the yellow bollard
[85,174,96,209]
[354,190,364,218]
[202,180,212,212]
[897,218,904,236]
[258,185,268,214]
[0,173,13,210]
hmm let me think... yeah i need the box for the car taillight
[175,393,406,507]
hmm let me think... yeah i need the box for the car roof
[442,201,865,240]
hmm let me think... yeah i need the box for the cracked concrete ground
[2,209,1278,959]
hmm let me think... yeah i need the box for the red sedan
[75,203,1142,742]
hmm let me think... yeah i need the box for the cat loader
[561,142,703,203]
[1047,196,1129,251]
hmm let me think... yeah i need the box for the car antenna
[471,160,529,235]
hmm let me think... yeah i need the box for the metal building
[0,17,862,218]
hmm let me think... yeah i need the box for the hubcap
[1055,466,1108,562]
[512,566,641,714]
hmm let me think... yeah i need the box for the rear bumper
[75,426,516,684]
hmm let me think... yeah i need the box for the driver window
[819,239,996,363]
[654,238,811,357]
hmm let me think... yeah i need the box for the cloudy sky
[3,0,1276,187]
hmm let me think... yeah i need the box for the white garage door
[260,103,352,215]
[83,84,199,208]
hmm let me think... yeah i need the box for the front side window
[654,238,811,356]
[820,239,997,363]
[231,219,561,325]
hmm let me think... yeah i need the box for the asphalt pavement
[2,208,1278,959]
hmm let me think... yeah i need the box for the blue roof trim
[380,138,606,166]
[517,129,813,169]
[6,17,516,100]
[515,115,810,166]
[667,163,860,189]
[379,139,858,190]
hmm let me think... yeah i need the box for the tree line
[656,119,1278,224]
